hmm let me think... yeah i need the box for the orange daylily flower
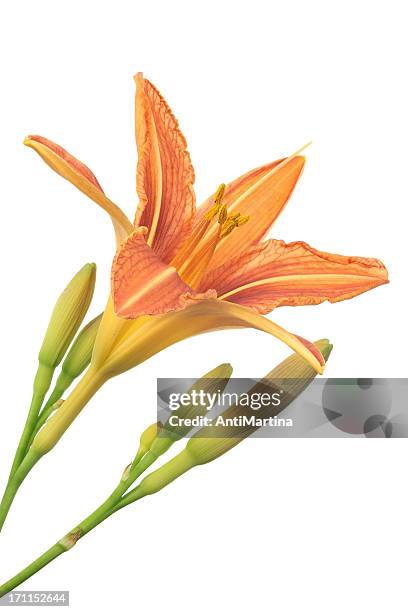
[24,73,388,377]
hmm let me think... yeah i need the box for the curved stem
[26,372,73,451]
[0,480,136,596]
[0,451,41,532]
[31,367,105,458]
[0,369,104,534]
[5,393,44,484]
[0,398,42,533]
[5,363,54,484]
[0,448,163,594]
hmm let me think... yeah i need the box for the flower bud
[186,339,333,465]
[39,264,96,370]
[133,422,161,465]
[45,314,102,404]
[128,340,332,501]
[33,263,96,399]
[28,316,102,447]
[61,314,102,381]
[122,363,233,487]
[147,362,233,459]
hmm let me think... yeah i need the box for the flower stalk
[0,264,96,532]
[0,69,387,541]
[0,341,331,595]
[27,314,102,447]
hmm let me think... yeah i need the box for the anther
[214,183,226,205]
[204,183,227,221]
[218,204,228,225]
[220,214,250,238]
[236,215,250,226]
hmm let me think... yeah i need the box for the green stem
[0,369,103,535]
[31,367,105,457]
[0,480,136,596]
[0,448,196,595]
[6,364,54,483]
[0,451,41,532]
[0,544,65,596]
[0,364,55,534]
[27,372,74,451]
[6,394,43,484]
[0,448,163,594]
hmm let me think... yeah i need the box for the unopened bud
[40,314,102,414]
[133,422,161,464]
[123,363,233,488]
[27,265,96,446]
[149,362,233,458]
[61,314,102,380]
[128,341,332,501]
[186,339,333,464]
[38,263,96,381]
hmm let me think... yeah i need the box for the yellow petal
[101,298,325,378]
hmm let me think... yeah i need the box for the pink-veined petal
[112,228,215,318]
[134,73,195,263]
[200,239,388,314]
[24,135,132,244]
[194,156,304,269]
[194,159,284,224]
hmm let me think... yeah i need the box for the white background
[0,1,406,610]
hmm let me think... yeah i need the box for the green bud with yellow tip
[38,263,96,372]
[186,339,333,465]
[32,262,96,420]
[44,314,102,407]
[132,422,161,466]
[28,314,102,447]
[5,264,96,481]
[134,362,233,468]
[120,363,233,486]
[61,313,102,380]
[123,340,332,503]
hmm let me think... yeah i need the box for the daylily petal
[194,159,284,224]
[24,135,133,244]
[134,73,195,263]
[200,239,389,314]
[195,156,305,270]
[112,228,215,318]
[102,298,325,377]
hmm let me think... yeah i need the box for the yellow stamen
[202,142,312,244]
[178,228,222,289]
[236,215,250,226]
[214,183,226,205]
[171,218,209,269]
[220,214,250,238]
[172,183,227,270]
[175,181,250,289]
[204,183,226,221]
[218,204,228,225]
[220,222,235,239]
